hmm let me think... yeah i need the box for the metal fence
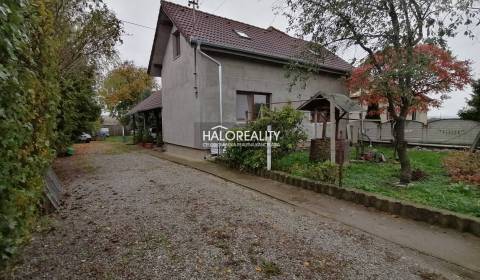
[303,119,480,147]
[350,119,480,147]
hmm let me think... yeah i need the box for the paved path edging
[222,163,480,237]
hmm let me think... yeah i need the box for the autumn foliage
[347,44,471,115]
[443,152,480,186]
[100,61,157,125]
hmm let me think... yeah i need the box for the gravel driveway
[3,142,464,279]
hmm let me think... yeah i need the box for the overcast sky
[104,0,480,118]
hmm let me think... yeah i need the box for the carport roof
[128,90,162,115]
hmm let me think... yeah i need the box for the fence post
[267,124,272,171]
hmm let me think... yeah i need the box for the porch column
[132,114,136,144]
[330,100,336,163]
[143,112,147,144]
[155,109,163,146]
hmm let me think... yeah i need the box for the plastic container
[66,147,75,156]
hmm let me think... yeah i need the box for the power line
[268,13,277,27]
[213,0,228,13]
[120,19,155,30]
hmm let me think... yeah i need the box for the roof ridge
[161,0,293,38]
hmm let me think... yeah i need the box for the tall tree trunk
[394,117,411,184]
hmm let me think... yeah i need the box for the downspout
[193,39,223,128]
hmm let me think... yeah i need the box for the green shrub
[142,129,150,143]
[274,151,310,172]
[274,151,338,184]
[1,0,59,265]
[302,161,338,183]
[248,105,307,156]
[222,105,307,170]
[1,0,122,266]
[134,129,144,144]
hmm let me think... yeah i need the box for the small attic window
[172,31,181,58]
[234,29,250,39]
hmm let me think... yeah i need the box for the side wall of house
[197,51,348,137]
[161,26,199,148]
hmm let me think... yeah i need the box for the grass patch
[274,147,480,217]
[104,143,135,155]
[105,136,133,143]
[259,259,281,277]
[274,151,310,176]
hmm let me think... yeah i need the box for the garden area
[274,147,480,218]
[221,105,480,219]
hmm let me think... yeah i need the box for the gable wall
[160,26,199,148]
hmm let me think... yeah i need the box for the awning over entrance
[127,90,162,115]
[297,91,364,113]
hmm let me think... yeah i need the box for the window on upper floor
[172,31,181,58]
[236,91,271,122]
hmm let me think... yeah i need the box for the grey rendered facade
[149,2,350,150]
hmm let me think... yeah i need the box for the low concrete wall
[223,162,480,237]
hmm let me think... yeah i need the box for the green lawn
[104,135,133,143]
[274,147,480,217]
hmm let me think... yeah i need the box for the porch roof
[297,91,364,113]
[128,90,162,115]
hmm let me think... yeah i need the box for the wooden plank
[43,167,64,210]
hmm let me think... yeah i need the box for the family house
[148,1,353,154]
[349,91,429,124]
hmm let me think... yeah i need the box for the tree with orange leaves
[348,45,471,114]
[100,61,157,125]
[347,44,471,181]
[285,0,478,184]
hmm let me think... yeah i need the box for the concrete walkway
[145,149,480,278]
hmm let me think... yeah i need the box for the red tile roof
[128,91,162,115]
[160,1,352,73]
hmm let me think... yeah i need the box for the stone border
[222,162,480,237]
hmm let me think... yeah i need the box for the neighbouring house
[349,92,429,124]
[101,116,124,136]
[148,1,353,154]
